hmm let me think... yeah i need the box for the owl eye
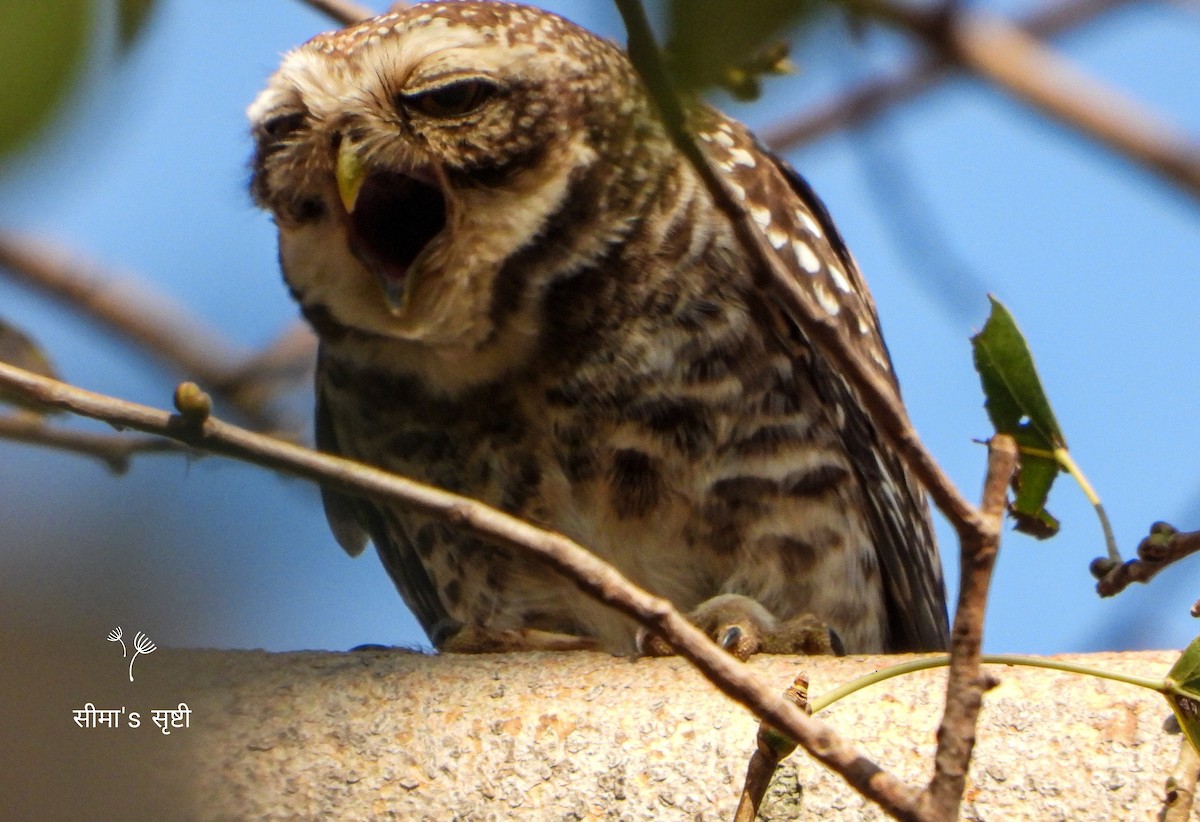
[403,79,497,118]
[260,111,306,140]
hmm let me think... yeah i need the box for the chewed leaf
[972,296,1066,538]
[1165,636,1200,755]
[1010,453,1060,538]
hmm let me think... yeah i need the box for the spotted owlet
[248,1,948,656]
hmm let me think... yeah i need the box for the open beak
[334,139,448,312]
[336,139,367,214]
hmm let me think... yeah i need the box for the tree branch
[0,231,298,430]
[0,413,193,473]
[763,0,1136,150]
[916,434,1017,820]
[862,0,1200,202]
[1096,523,1200,597]
[0,360,926,819]
[294,0,375,26]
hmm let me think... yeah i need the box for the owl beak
[332,140,448,312]
[335,139,367,214]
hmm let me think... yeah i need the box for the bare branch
[916,434,1017,820]
[763,0,1136,150]
[0,231,296,429]
[1096,523,1200,597]
[1163,736,1200,822]
[0,360,925,819]
[0,413,193,473]
[294,0,375,25]
[734,673,811,822]
[860,0,1200,201]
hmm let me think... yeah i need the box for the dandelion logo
[106,626,127,657]
[129,631,157,682]
[108,627,157,681]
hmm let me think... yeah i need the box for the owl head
[248,2,669,367]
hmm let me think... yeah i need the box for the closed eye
[259,111,307,141]
[400,79,497,118]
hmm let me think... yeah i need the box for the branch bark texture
[15,648,1174,820]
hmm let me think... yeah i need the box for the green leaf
[971,296,1066,538]
[1165,636,1200,756]
[0,0,92,158]
[663,0,819,96]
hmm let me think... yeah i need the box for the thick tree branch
[0,361,925,820]
[763,0,1136,150]
[916,435,1017,821]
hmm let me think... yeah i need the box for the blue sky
[2,0,1198,656]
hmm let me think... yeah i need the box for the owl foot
[439,624,599,654]
[637,594,840,661]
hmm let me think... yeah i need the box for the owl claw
[637,594,838,660]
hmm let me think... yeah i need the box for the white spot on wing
[798,209,823,239]
[749,204,773,233]
[767,224,788,249]
[813,280,840,316]
[828,263,853,294]
[728,147,756,167]
[856,312,872,336]
[792,238,821,275]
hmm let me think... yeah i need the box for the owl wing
[315,351,452,641]
[696,112,950,651]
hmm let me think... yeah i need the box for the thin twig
[0,231,293,430]
[295,0,375,26]
[0,413,192,473]
[915,434,1017,821]
[734,673,810,822]
[763,0,1136,150]
[0,360,925,819]
[1162,735,1200,822]
[1097,524,1200,597]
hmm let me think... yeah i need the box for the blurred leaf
[663,0,820,94]
[0,317,62,415]
[971,296,1066,538]
[1165,635,1200,756]
[0,0,92,158]
[118,0,158,52]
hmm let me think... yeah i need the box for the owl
[248,1,948,657]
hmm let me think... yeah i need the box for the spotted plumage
[249,1,948,655]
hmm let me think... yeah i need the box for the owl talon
[718,625,743,652]
[637,595,840,660]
